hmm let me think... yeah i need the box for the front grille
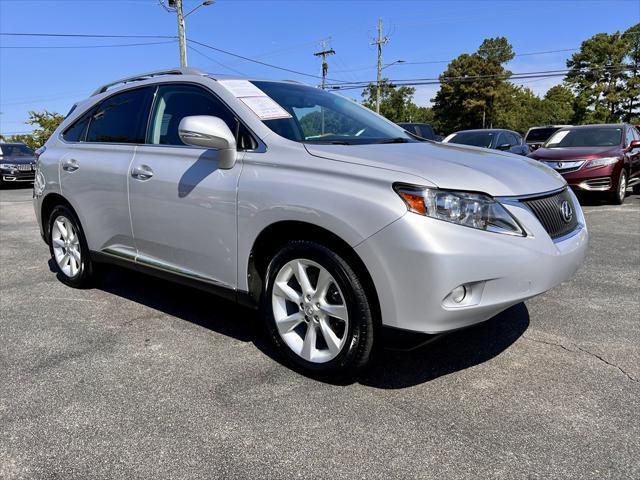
[543,160,585,174]
[521,188,579,240]
[15,164,34,172]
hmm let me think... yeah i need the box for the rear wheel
[48,205,94,288]
[262,240,374,377]
[610,169,627,205]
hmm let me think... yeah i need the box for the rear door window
[86,87,153,144]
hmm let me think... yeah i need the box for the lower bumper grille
[521,188,579,240]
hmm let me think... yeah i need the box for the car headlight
[587,157,618,168]
[394,184,525,236]
[0,163,18,171]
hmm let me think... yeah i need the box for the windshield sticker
[239,96,292,120]
[219,79,291,120]
[548,130,569,144]
[218,79,266,98]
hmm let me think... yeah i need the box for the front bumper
[355,192,588,334]
[1,167,35,182]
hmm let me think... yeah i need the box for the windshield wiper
[377,137,410,144]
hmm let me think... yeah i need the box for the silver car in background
[33,68,588,376]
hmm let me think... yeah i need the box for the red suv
[528,124,640,204]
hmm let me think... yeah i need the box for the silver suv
[34,68,588,375]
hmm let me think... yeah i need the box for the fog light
[450,285,467,303]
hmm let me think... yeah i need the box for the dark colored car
[397,122,439,141]
[443,129,529,155]
[524,125,571,152]
[0,143,37,186]
[528,124,640,205]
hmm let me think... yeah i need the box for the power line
[325,65,635,91]
[0,32,176,39]
[187,38,347,82]
[0,40,175,49]
[186,44,247,76]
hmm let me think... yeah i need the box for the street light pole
[175,0,188,67]
[165,0,215,68]
[372,18,388,114]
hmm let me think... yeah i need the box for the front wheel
[262,240,374,376]
[610,169,627,205]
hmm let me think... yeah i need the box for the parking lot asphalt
[1,184,638,479]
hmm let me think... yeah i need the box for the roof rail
[91,67,207,96]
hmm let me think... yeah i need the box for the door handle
[62,159,79,172]
[131,164,154,180]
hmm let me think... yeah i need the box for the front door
[128,83,242,290]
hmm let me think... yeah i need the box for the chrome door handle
[131,165,154,180]
[62,159,79,172]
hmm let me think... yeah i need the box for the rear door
[59,87,153,258]
[627,126,640,181]
[128,83,247,290]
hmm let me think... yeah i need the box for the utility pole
[164,0,214,67]
[174,0,188,67]
[313,39,335,90]
[313,39,335,135]
[372,18,388,114]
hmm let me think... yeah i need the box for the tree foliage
[2,110,64,150]
[565,24,639,123]
[432,37,514,133]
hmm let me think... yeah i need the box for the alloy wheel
[619,172,627,202]
[271,259,349,363]
[51,215,82,278]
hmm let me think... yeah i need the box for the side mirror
[496,143,511,151]
[627,139,640,152]
[178,115,237,169]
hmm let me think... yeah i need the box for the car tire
[47,205,94,288]
[262,240,374,377]
[610,169,627,205]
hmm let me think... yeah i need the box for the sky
[1,0,638,135]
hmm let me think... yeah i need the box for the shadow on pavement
[87,263,529,388]
[359,302,530,389]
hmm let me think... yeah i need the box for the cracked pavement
[1,185,639,479]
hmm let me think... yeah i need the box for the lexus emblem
[560,200,573,223]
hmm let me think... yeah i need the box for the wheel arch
[40,193,78,241]
[246,220,382,326]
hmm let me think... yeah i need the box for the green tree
[565,31,629,123]
[541,85,575,125]
[4,110,64,150]
[622,23,640,122]
[492,83,545,133]
[432,37,514,133]
[361,80,418,122]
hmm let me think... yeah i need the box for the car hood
[0,156,36,164]
[304,141,565,197]
[529,146,621,161]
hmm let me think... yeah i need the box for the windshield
[0,144,34,157]
[251,81,415,145]
[444,131,494,148]
[525,127,562,143]
[544,127,622,148]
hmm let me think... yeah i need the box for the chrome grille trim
[515,187,580,240]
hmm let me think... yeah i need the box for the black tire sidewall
[612,169,627,205]
[48,205,93,288]
[262,241,373,375]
